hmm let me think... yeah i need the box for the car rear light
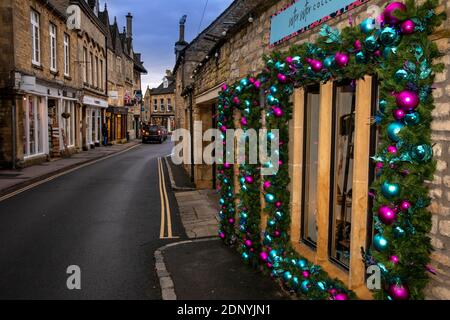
[158,130,161,134]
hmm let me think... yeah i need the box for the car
[142,125,167,144]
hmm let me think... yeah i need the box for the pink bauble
[273,107,283,118]
[393,109,406,120]
[374,50,382,57]
[384,2,407,25]
[387,145,398,154]
[275,201,282,208]
[249,78,255,84]
[241,117,248,126]
[260,252,268,261]
[379,205,397,225]
[254,80,261,89]
[274,230,281,237]
[376,162,384,169]
[232,97,240,105]
[400,200,412,211]
[401,19,416,34]
[389,284,409,300]
[219,232,225,239]
[245,176,254,184]
[354,40,362,52]
[308,59,323,72]
[390,255,400,264]
[302,271,310,278]
[335,293,349,300]
[224,163,231,169]
[329,289,338,296]
[277,73,287,83]
[263,181,271,189]
[228,218,235,224]
[220,125,227,133]
[335,52,349,67]
[285,56,293,64]
[245,240,252,247]
[396,90,419,111]
[221,84,228,91]
[267,262,273,268]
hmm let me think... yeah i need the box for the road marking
[0,144,141,203]
[158,157,177,240]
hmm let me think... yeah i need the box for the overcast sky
[100,0,234,90]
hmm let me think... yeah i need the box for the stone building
[0,0,83,168]
[178,0,450,299]
[145,71,176,132]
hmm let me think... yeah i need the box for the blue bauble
[269,86,278,95]
[267,95,279,106]
[379,99,388,113]
[235,85,242,93]
[242,252,250,260]
[268,219,276,227]
[411,144,433,163]
[381,181,401,199]
[297,259,307,269]
[292,276,299,288]
[365,35,379,51]
[387,122,405,142]
[300,280,311,293]
[324,56,335,69]
[394,226,406,238]
[395,69,408,81]
[292,56,301,66]
[283,271,293,282]
[355,52,366,63]
[275,61,286,71]
[263,234,272,245]
[240,78,249,87]
[265,193,275,203]
[317,281,326,291]
[373,234,389,252]
[275,211,284,220]
[380,27,399,46]
[360,18,376,33]
[404,112,421,126]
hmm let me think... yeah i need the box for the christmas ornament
[334,293,349,301]
[245,176,254,184]
[390,255,400,264]
[400,200,412,211]
[245,239,252,247]
[401,19,416,34]
[355,52,366,63]
[307,58,323,72]
[364,35,379,51]
[395,69,408,81]
[380,99,388,111]
[300,280,311,293]
[298,259,307,269]
[411,144,433,163]
[380,27,399,46]
[404,112,420,126]
[387,145,398,154]
[267,95,279,106]
[360,18,376,33]
[396,90,420,111]
[324,56,334,69]
[354,39,362,51]
[269,86,278,95]
[394,226,406,238]
[382,181,400,198]
[378,205,397,225]
[387,122,405,142]
[383,46,398,59]
[393,109,406,120]
[241,117,248,126]
[335,52,349,67]
[273,107,283,118]
[260,251,268,261]
[302,270,310,278]
[383,2,407,25]
[265,193,275,203]
[388,283,409,300]
[263,181,271,189]
[283,271,293,281]
[374,234,389,252]
[277,73,287,83]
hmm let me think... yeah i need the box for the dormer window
[163,78,169,89]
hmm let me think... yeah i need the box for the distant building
[144,71,175,132]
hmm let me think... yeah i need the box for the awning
[83,95,108,108]
[106,106,129,115]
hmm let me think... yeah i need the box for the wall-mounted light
[222,30,227,36]
[215,52,219,58]
[248,14,254,23]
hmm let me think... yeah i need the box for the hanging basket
[61,112,71,119]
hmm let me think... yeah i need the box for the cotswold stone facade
[183,0,450,299]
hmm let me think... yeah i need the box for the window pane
[329,81,356,268]
[37,99,43,153]
[301,86,320,246]
[22,98,29,156]
[29,98,36,155]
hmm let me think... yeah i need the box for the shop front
[189,0,450,300]
[105,106,128,144]
[82,96,108,150]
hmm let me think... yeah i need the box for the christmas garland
[217,0,445,300]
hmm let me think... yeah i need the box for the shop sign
[270,0,368,46]
[109,91,118,100]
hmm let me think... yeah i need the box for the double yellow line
[158,157,176,239]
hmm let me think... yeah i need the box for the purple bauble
[387,145,398,154]
[260,251,268,261]
[241,117,248,126]
[302,270,310,278]
[389,284,410,300]
[273,107,283,118]
[245,239,252,247]
[277,73,287,83]
[254,80,261,89]
[379,205,397,225]
[275,201,282,208]
[401,19,416,34]
[285,56,293,64]
[396,90,419,111]
[228,218,235,224]
[393,109,406,120]
[354,39,362,52]
[334,293,349,301]
[400,200,412,211]
[245,176,254,184]
[308,58,323,72]
[384,2,407,25]
[263,181,271,189]
[390,255,400,264]
[335,52,349,67]
[224,162,231,169]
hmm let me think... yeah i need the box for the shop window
[329,81,356,269]
[301,85,320,247]
[23,96,44,157]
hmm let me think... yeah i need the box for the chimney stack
[179,15,187,42]
[126,13,133,39]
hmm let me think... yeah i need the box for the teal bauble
[292,56,301,66]
[240,78,249,87]
[263,234,273,245]
[394,226,406,238]
[317,281,326,291]
[268,219,276,227]
[269,86,278,95]
[395,69,408,81]
[381,181,401,199]
[275,61,286,71]
[297,259,307,269]
[387,122,405,142]
[275,211,284,220]
[300,280,311,293]
[404,112,421,126]
[379,99,388,113]
[360,18,376,34]
[242,252,249,260]
[283,271,293,282]
[411,144,433,163]
[380,27,399,46]
[355,52,366,63]
[373,234,389,252]
[324,56,335,69]
[383,46,397,59]
[265,193,275,203]
[292,276,299,288]
[365,35,379,51]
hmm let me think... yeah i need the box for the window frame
[160,98,165,112]
[31,9,41,66]
[63,33,70,76]
[49,23,57,72]
[154,99,158,112]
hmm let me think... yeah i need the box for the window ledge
[32,63,43,70]
[64,75,71,80]
[50,69,58,76]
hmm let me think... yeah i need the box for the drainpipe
[11,97,17,169]
[189,89,194,183]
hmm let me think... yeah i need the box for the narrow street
[0,141,185,300]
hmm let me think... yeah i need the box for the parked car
[142,125,167,144]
